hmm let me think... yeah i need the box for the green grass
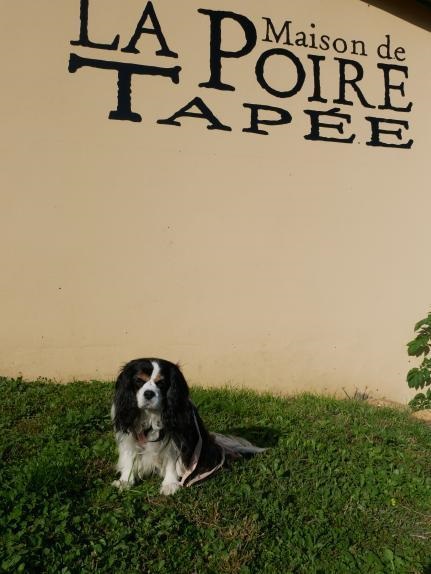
[0,378,430,574]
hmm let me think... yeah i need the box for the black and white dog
[111,358,265,495]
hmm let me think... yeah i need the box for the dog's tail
[212,433,266,457]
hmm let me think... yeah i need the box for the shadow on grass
[220,426,281,448]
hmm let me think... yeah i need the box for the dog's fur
[111,358,264,495]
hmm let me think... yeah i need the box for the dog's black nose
[144,390,155,400]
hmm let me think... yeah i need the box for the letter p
[242,103,292,135]
[198,9,257,91]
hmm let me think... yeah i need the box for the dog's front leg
[160,456,181,496]
[112,433,137,490]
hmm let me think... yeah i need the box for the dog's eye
[134,378,146,388]
[155,378,165,387]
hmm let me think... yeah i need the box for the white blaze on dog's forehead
[150,361,163,382]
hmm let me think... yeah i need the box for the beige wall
[1,0,430,402]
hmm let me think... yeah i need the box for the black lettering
[333,58,375,108]
[320,35,330,51]
[157,96,231,131]
[122,1,177,57]
[309,24,317,49]
[304,107,355,143]
[307,55,327,103]
[242,103,292,135]
[377,35,392,59]
[333,38,348,54]
[351,39,367,57]
[365,116,413,148]
[255,48,306,98]
[377,63,412,112]
[70,0,119,50]
[295,32,308,47]
[198,9,257,91]
[68,53,180,122]
[394,46,406,62]
[262,18,292,45]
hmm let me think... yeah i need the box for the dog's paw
[160,481,181,496]
[112,479,133,491]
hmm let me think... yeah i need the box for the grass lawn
[0,377,430,574]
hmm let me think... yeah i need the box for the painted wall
[1,0,430,402]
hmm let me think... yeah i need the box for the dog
[111,357,265,495]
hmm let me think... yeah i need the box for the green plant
[407,310,431,410]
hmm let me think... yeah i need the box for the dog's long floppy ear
[113,369,140,433]
[165,363,190,420]
[162,363,198,466]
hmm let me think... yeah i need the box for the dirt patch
[411,409,431,425]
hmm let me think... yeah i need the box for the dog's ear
[162,364,198,466]
[113,370,140,433]
[165,363,189,420]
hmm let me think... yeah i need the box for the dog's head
[113,358,190,434]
